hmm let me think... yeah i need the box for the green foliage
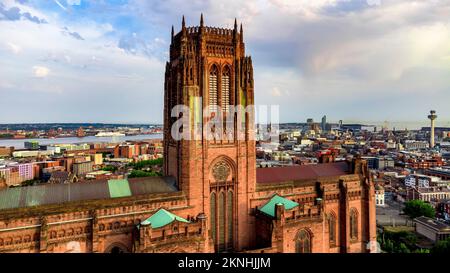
[396,243,410,253]
[414,248,430,253]
[128,158,163,170]
[403,200,435,219]
[383,239,395,253]
[101,165,118,172]
[128,170,162,178]
[102,152,112,158]
[379,228,426,253]
[0,134,13,139]
[432,237,450,254]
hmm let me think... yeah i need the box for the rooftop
[256,162,350,184]
[140,208,189,229]
[258,194,299,217]
[414,216,450,231]
[0,176,177,211]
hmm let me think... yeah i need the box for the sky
[0,0,450,126]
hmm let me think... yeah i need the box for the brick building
[0,17,376,253]
[0,146,14,158]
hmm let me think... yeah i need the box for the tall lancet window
[210,160,234,252]
[221,66,231,113]
[218,191,226,251]
[210,192,216,243]
[328,213,337,246]
[350,208,358,240]
[209,65,218,113]
[295,229,311,253]
[227,190,233,248]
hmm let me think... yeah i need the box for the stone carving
[212,161,230,182]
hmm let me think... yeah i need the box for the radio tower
[428,110,437,148]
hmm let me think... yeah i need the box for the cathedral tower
[163,15,256,252]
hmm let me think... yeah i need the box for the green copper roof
[258,194,299,217]
[141,208,190,229]
[0,187,21,210]
[108,179,132,198]
[0,177,177,212]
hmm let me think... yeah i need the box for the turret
[240,23,243,43]
[181,15,186,37]
[199,13,204,36]
[233,18,238,41]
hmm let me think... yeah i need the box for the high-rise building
[321,115,327,131]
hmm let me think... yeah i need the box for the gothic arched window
[210,159,234,252]
[218,191,225,251]
[210,192,216,243]
[295,229,311,253]
[328,213,337,246]
[227,190,233,248]
[221,66,231,113]
[350,208,358,240]
[209,65,218,113]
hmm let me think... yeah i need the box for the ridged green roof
[140,208,189,229]
[258,194,299,217]
[108,179,131,198]
[0,176,177,211]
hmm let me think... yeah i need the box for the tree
[102,165,118,172]
[432,237,450,254]
[128,158,163,170]
[403,200,435,219]
[383,239,394,253]
[396,243,410,253]
[128,170,161,178]
[414,248,430,253]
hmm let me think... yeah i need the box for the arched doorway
[110,246,125,253]
[104,242,129,253]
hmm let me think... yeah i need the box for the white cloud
[270,87,282,97]
[67,0,81,6]
[6,42,21,54]
[1,0,450,123]
[33,66,50,78]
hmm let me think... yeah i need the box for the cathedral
[0,16,376,253]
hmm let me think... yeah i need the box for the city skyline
[1,0,450,124]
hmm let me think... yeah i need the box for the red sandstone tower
[163,15,256,252]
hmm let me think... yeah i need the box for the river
[0,134,163,149]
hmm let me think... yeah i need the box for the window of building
[227,190,233,249]
[210,160,234,252]
[221,66,231,113]
[328,213,337,246]
[209,65,218,113]
[218,191,225,251]
[350,208,358,240]
[295,229,311,253]
[210,192,216,244]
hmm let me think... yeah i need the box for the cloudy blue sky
[0,0,449,126]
